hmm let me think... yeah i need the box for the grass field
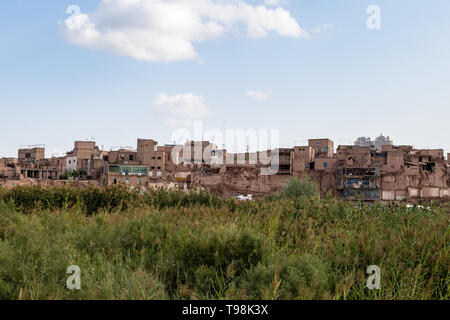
[0,183,448,300]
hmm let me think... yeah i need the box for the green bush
[281,175,319,199]
[242,254,328,299]
[159,228,264,298]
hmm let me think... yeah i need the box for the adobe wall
[191,167,336,197]
[191,167,292,196]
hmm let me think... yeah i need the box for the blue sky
[0,0,449,157]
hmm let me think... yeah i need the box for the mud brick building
[1,136,448,202]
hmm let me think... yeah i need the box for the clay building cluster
[1,137,449,202]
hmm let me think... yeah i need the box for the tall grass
[0,185,230,215]
[0,185,448,300]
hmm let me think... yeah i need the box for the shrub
[158,228,264,298]
[242,254,329,300]
[281,175,319,199]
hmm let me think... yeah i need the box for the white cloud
[312,24,335,34]
[264,0,282,6]
[60,0,307,62]
[245,90,270,101]
[154,93,210,127]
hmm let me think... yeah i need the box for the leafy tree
[281,175,319,199]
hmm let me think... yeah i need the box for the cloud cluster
[154,93,210,127]
[60,0,307,62]
[312,24,335,34]
[245,90,270,101]
[264,0,282,6]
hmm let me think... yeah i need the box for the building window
[157,167,161,170]
[323,162,328,168]
[151,166,156,170]
[317,141,321,146]
[25,153,31,159]
[157,171,162,177]
[113,179,117,185]
[129,155,134,161]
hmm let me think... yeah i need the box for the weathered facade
[18,146,45,165]
[1,137,449,201]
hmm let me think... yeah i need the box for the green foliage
[242,254,328,299]
[60,170,86,180]
[0,185,230,215]
[0,185,448,300]
[159,228,263,298]
[281,175,319,199]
